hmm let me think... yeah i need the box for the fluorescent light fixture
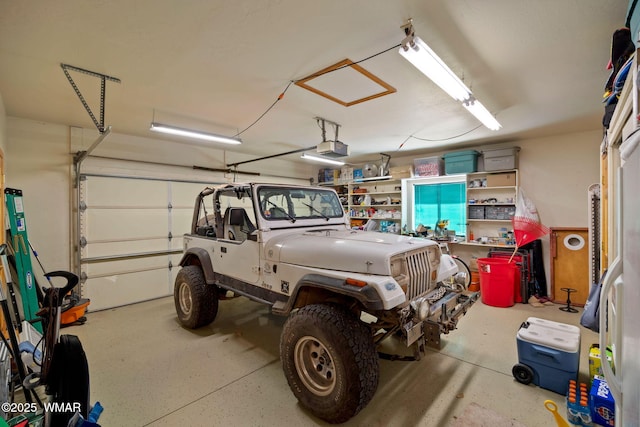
[399,20,502,131]
[399,36,471,102]
[301,153,345,166]
[150,122,242,145]
[462,98,502,131]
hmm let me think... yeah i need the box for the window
[402,176,467,237]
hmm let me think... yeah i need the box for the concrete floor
[65,296,597,426]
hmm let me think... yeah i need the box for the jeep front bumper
[403,287,480,350]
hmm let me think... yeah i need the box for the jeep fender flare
[178,248,216,284]
[277,273,386,315]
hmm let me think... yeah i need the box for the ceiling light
[150,122,242,145]
[301,153,345,166]
[462,98,502,131]
[399,35,471,102]
[399,19,501,131]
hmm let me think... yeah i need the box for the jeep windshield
[258,186,344,221]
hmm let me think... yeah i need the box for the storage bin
[515,317,580,395]
[483,147,520,171]
[443,150,480,174]
[468,205,485,219]
[413,156,443,177]
[485,205,515,220]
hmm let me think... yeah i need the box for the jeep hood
[264,229,436,276]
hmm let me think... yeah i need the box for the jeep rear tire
[174,265,219,329]
[280,304,379,424]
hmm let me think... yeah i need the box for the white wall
[5,118,72,279]
[518,131,601,227]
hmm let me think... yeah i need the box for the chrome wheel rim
[294,336,336,396]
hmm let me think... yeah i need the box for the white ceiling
[0,0,629,164]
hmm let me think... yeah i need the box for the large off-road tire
[174,265,219,329]
[280,304,379,424]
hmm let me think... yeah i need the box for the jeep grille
[402,246,440,301]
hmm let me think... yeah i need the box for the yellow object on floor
[544,400,570,427]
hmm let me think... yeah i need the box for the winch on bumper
[402,286,479,354]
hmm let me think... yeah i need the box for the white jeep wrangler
[174,182,478,423]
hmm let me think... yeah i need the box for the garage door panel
[82,237,176,259]
[170,236,184,251]
[171,208,194,237]
[169,254,183,282]
[86,209,168,241]
[171,181,211,204]
[85,256,167,274]
[86,177,169,206]
[83,269,173,311]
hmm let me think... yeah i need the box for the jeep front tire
[280,304,379,424]
[174,265,219,328]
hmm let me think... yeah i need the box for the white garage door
[79,174,220,311]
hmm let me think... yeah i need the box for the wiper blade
[266,200,296,222]
[301,202,329,220]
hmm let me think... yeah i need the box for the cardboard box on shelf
[340,166,354,182]
[389,165,413,179]
[486,172,516,187]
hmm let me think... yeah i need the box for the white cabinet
[465,170,518,246]
[348,177,402,233]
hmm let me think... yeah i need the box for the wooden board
[550,227,589,305]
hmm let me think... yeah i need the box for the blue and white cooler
[512,317,581,395]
